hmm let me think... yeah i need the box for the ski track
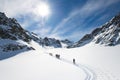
[61,58,96,80]
[92,67,120,80]
[45,52,119,80]
[45,52,96,80]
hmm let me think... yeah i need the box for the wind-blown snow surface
[0,39,32,60]
[0,41,86,80]
[0,41,120,80]
[47,43,120,80]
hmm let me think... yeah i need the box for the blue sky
[0,0,120,41]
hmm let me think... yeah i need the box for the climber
[56,54,60,59]
[73,58,75,64]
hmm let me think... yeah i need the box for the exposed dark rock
[69,13,120,48]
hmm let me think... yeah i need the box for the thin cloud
[33,25,52,38]
[0,0,45,17]
[51,0,120,40]
[0,0,119,41]
[0,0,52,37]
[48,33,62,40]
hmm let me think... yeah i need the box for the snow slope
[47,43,120,80]
[0,51,87,80]
[0,41,120,80]
[69,13,120,48]
[0,41,86,80]
[0,39,34,60]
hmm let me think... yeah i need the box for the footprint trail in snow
[46,52,96,80]
[61,57,96,80]
[46,52,119,80]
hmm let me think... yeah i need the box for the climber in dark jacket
[56,54,60,59]
[73,58,75,64]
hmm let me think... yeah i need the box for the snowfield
[0,41,120,80]
[47,43,120,80]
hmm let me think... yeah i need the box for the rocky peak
[42,37,62,48]
[93,14,120,46]
[0,12,31,42]
[69,13,120,48]
[61,39,73,45]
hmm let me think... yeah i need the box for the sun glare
[35,2,50,17]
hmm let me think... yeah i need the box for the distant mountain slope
[0,12,31,42]
[0,12,35,60]
[0,12,73,60]
[27,32,72,48]
[68,13,120,48]
[1,11,120,60]
[61,39,73,48]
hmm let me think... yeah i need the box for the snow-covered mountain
[28,32,71,48]
[41,37,62,48]
[0,12,35,60]
[69,13,120,48]
[0,13,32,42]
[1,11,120,59]
[0,12,73,59]
[0,40,120,80]
[61,39,73,48]
[0,12,72,49]
[0,12,120,80]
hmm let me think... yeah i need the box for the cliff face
[68,14,120,48]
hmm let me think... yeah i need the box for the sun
[35,2,50,17]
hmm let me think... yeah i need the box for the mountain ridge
[0,12,120,49]
[0,12,120,59]
[0,12,72,54]
[68,13,120,48]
